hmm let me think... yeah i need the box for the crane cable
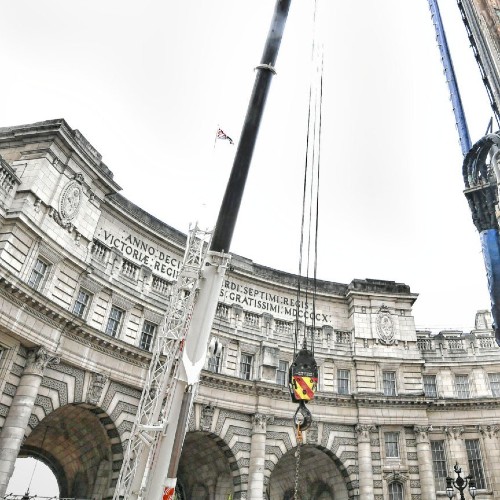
[290,2,323,497]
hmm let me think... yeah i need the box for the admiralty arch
[0,119,499,499]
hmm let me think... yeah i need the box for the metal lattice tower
[113,225,212,500]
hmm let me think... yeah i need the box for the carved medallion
[376,305,395,345]
[59,179,83,222]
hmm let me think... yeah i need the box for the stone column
[248,413,272,499]
[356,424,376,498]
[444,426,467,474]
[0,347,59,496]
[414,425,436,500]
[478,425,500,496]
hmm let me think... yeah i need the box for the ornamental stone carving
[24,347,60,376]
[478,424,500,438]
[59,176,84,223]
[414,425,432,444]
[444,426,465,440]
[376,305,395,345]
[87,372,108,405]
[356,424,376,442]
[201,404,215,432]
[252,412,273,433]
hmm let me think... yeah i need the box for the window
[388,482,404,500]
[338,369,350,395]
[207,348,223,373]
[423,375,438,398]
[455,374,470,398]
[105,306,124,337]
[239,353,253,380]
[73,289,91,318]
[276,360,288,386]
[489,372,500,396]
[383,371,397,396]
[431,440,448,491]
[28,258,48,290]
[140,321,156,351]
[465,439,486,490]
[385,432,400,458]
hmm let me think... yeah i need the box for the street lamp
[446,463,476,499]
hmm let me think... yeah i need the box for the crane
[113,1,293,498]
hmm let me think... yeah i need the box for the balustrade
[91,240,109,261]
[121,259,139,281]
[152,275,170,295]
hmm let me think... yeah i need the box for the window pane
[385,432,400,458]
[105,307,123,337]
[276,360,288,386]
[140,321,156,351]
[208,349,223,373]
[28,259,48,289]
[489,372,500,396]
[73,289,91,318]
[240,353,252,380]
[423,375,437,398]
[383,371,397,396]
[465,439,486,490]
[388,482,404,500]
[338,369,350,395]
[431,440,448,491]
[455,375,470,398]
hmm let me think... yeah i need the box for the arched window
[389,481,404,500]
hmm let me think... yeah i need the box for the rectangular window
[423,375,438,398]
[105,306,124,337]
[385,432,400,458]
[465,439,486,490]
[276,360,288,386]
[455,374,470,398]
[338,369,350,395]
[431,440,448,491]
[207,348,223,373]
[239,353,253,380]
[489,372,500,397]
[72,289,91,318]
[383,371,397,396]
[140,321,156,351]
[28,258,48,290]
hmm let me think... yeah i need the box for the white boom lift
[113,1,292,497]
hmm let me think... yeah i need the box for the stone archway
[20,403,122,499]
[177,431,239,499]
[268,445,349,500]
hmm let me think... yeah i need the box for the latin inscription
[220,279,332,324]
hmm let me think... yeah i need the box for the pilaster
[414,425,436,500]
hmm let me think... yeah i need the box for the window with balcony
[385,432,400,458]
[431,440,448,491]
[28,258,49,290]
[383,371,397,396]
[338,369,350,395]
[239,353,253,380]
[140,321,156,351]
[276,360,288,386]
[465,439,486,490]
[105,306,124,337]
[72,289,91,318]
[488,372,500,396]
[455,374,470,398]
[423,375,438,398]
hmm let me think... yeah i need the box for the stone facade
[0,120,499,499]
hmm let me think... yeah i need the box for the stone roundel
[59,179,83,221]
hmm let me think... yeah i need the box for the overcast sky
[0,1,493,334]
[2,0,497,494]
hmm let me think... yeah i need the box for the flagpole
[210,0,292,253]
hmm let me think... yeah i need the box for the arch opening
[177,431,237,500]
[7,457,59,497]
[269,445,348,500]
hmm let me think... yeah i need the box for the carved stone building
[0,119,500,499]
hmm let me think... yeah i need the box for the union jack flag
[216,127,234,145]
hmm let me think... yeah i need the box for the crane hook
[293,400,312,432]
